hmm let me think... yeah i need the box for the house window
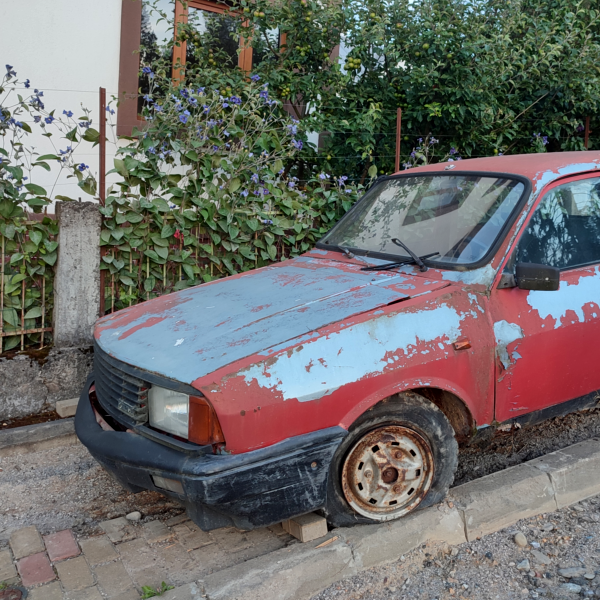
[116,0,282,135]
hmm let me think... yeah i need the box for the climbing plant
[101,70,360,311]
[0,66,97,352]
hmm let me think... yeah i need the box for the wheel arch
[339,381,476,443]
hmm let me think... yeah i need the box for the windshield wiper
[361,238,439,272]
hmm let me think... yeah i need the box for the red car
[76,151,600,531]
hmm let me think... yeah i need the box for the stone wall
[0,347,93,420]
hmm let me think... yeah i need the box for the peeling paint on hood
[241,303,465,403]
[94,256,450,384]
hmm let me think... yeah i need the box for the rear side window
[516,177,600,270]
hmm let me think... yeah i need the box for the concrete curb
[176,438,600,600]
[0,418,77,458]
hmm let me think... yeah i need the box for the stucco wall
[0,0,124,208]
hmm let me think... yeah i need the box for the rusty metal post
[99,87,107,316]
[395,108,402,173]
[99,87,106,205]
[585,116,591,150]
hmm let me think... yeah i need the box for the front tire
[324,391,458,528]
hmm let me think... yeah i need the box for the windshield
[321,175,526,266]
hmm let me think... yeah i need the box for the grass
[140,581,174,598]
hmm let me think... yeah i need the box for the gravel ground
[0,442,182,547]
[313,498,600,600]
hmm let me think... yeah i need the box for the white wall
[0,0,124,210]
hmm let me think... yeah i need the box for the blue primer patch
[527,268,600,329]
[241,304,464,402]
[96,257,446,384]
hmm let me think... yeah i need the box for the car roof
[400,151,600,194]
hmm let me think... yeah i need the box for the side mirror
[515,262,560,291]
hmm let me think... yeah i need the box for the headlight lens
[148,386,189,439]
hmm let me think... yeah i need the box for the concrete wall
[0,348,93,420]
[0,0,123,208]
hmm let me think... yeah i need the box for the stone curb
[169,438,600,600]
[0,418,77,458]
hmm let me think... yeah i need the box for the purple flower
[577,124,585,133]
[223,130,230,137]
[44,116,54,124]
[142,66,154,79]
[251,173,259,183]
[429,137,439,145]
[106,106,116,115]
[259,89,269,100]
[292,139,303,150]
[417,138,423,143]
[78,163,89,172]
[79,121,91,129]
[286,123,298,136]
[240,189,249,197]
[288,181,296,189]
[222,100,230,108]
[262,188,269,195]
[207,119,217,128]
[203,105,210,114]
[24,79,30,88]
[179,110,190,124]
[33,115,41,123]
[143,94,152,102]
[63,110,73,118]
[196,87,205,94]
[230,96,242,105]
[189,97,198,106]
[319,172,330,180]
[5,64,16,77]
[154,104,163,113]
[250,74,261,82]
[449,147,456,155]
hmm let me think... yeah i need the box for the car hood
[94,254,450,385]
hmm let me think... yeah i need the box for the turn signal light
[188,396,225,446]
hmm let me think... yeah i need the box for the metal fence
[0,224,54,355]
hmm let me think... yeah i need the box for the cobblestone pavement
[313,496,600,600]
[0,512,293,598]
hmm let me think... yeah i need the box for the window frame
[514,171,600,272]
[317,171,532,272]
[172,0,253,82]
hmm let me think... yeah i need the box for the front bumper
[75,376,347,531]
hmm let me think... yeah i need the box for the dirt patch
[0,410,61,430]
[455,405,600,486]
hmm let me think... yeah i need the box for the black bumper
[75,376,347,531]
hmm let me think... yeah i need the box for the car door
[490,172,600,423]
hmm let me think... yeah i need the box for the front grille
[94,343,149,428]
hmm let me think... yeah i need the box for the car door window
[516,177,600,269]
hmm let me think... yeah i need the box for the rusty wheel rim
[341,425,434,520]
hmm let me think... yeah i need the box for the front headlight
[148,386,189,439]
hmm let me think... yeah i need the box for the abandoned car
[76,151,600,531]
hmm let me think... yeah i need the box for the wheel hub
[341,425,434,520]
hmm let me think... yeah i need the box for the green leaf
[120,275,135,287]
[29,230,43,246]
[37,154,59,161]
[185,150,199,161]
[368,165,378,178]
[2,308,19,327]
[3,336,20,351]
[144,249,159,262]
[229,178,241,193]
[0,199,17,219]
[66,127,78,142]
[161,223,176,238]
[24,307,42,319]
[182,263,195,280]
[83,128,100,143]
[114,158,129,179]
[41,251,58,266]
[144,276,156,292]
[155,245,169,260]
[10,253,24,265]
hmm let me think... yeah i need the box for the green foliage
[0,68,88,353]
[141,582,174,598]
